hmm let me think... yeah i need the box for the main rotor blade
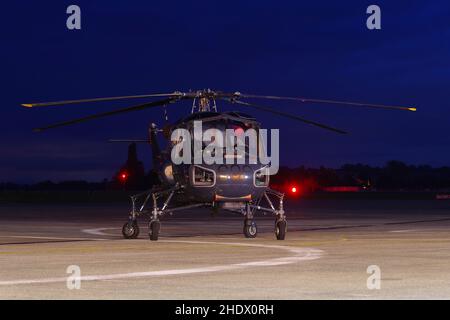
[231,100,347,134]
[22,92,183,108]
[238,93,417,112]
[108,139,152,143]
[33,98,176,132]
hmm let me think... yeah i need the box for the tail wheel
[275,220,287,240]
[243,220,258,238]
[122,222,139,239]
[149,220,161,241]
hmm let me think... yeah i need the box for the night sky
[1,1,450,183]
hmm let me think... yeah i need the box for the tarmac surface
[0,199,450,299]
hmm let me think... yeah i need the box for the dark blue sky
[1,1,450,182]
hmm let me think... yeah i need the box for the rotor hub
[190,89,219,113]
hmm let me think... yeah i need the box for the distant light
[291,186,297,193]
[120,172,128,181]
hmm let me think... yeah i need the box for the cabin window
[192,165,215,186]
[254,167,269,187]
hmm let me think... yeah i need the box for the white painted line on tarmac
[389,229,420,233]
[2,235,107,241]
[81,228,116,236]
[0,240,323,286]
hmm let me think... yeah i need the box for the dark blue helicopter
[22,89,416,241]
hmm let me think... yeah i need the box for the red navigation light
[291,186,297,193]
[120,172,128,182]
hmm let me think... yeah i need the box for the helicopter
[22,89,416,241]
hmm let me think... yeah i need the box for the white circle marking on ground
[0,239,323,286]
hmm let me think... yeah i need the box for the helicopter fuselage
[155,111,270,207]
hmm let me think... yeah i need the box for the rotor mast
[190,89,218,113]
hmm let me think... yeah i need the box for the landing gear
[243,219,258,238]
[122,184,288,241]
[122,221,139,239]
[149,220,161,241]
[245,188,287,240]
[275,218,287,240]
[124,184,209,241]
[243,203,258,238]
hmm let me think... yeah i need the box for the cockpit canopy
[172,112,264,164]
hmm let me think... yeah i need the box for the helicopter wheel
[149,220,161,241]
[122,221,139,239]
[275,219,287,240]
[243,220,257,238]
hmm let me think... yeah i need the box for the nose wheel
[122,221,140,239]
[275,219,287,240]
[243,219,258,238]
[149,220,161,241]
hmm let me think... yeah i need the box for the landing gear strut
[121,185,287,241]
[243,203,257,238]
[122,184,209,241]
[246,188,287,240]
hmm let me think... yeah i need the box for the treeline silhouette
[2,161,450,192]
[270,160,450,192]
[0,171,160,191]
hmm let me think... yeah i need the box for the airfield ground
[0,199,449,299]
